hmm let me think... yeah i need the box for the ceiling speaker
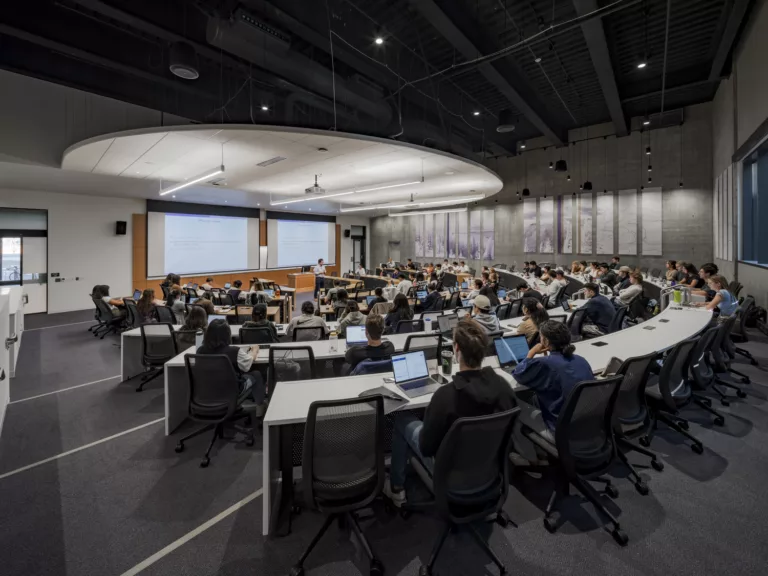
[169,41,200,80]
[496,109,516,133]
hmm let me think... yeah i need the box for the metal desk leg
[269,424,296,537]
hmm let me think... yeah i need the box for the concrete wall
[371,103,713,274]
[711,0,768,307]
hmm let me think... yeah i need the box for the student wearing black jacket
[580,283,616,336]
[384,293,414,334]
[241,303,280,342]
[420,281,443,312]
[343,314,395,373]
[384,319,517,507]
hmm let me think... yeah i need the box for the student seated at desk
[136,289,157,324]
[371,287,387,306]
[385,293,414,334]
[613,266,632,293]
[160,273,180,289]
[333,289,350,318]
[286,301,329,340]
[597,262,617,288]
[323,280,344,304]
[581,282,616,337]
[512,282,543,303]
[166,287,186,324]
[693,274,738,320]
[406,259,416,270]
[196,319,266,406]
[419,281,443,312]
[610,256,621,270]
[614,272,643,306]
[344,314,394,374]
[338,300,365,335]
[94,285,126,317]
[397,273,413,296]
[515,298,549,342]
[435,264,444,278]
[544,269,567,307]
[458,260,469,273]
[242,303,279,342]
[690,262,719,301]
[384,319,517,506]
[355,264,366,277]
[471,294,500,332]
[193,297,216,315]
[511,320,593,464]
[201,277,215,291]
[177,306,207,348]
[385,257,395,268]
[528,261,542,277]
[681,263,705,289]
[570,261,583,275]
[479,285,500,308]
[665,260,681,282]
[229,280,243,300]
[467,278,483,300]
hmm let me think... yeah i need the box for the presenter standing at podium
[313,258,327,298]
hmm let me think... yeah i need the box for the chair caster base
[651,459,664,471]
[691,443,704,454]
[175,443,184,453]
[737,390,747,398]
[605,484,619,499]
[720,399,730,407]
[639,436,651,447]
[543,516,558,533]
[370,559,384,576]
[714,416,725,426]
[677,420,689,431]
[418,566,431,576]
[635,482,649,496]
[612,528,629,546]
[200,457,210,468]
[289,565,305,576]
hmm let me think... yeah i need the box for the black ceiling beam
[621,79,717,104]
[409,0,565,146]
[572,0,627,136]
[709,0,752,81]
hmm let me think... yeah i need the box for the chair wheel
[200,457,210,468]
[175,443,184,453]
[370,559,384,576]
[721,399,730,407]
[543,516,557,533]
[741,377,750,384]
[289,566,305,576]
[612,528,629,546]
[245,436,255,447]
[291,505,302,515]
[750,359,758,366]
[635,482,649,496]
[691,443,704,454]
[400,509,412,520]
[418,565,431,576]
[678,420,689,431]
[605,484,619,498]
[651,459,664,472]
[714,416,725,426]
[737,390,747,398]
[639,436,651,447]
[496,511,511,528]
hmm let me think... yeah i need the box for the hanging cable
[324,0,338,131]
[659,0,672,120]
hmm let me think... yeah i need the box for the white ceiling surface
[61,126,503,211]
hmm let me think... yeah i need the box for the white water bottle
[329,330,338,353]
[195,328,204,348]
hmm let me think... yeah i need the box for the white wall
[336,215,371,274]
[0,188,145,313]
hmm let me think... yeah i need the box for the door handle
[5,334,18,350]
[0,368,5,381]
[22,294,28,304]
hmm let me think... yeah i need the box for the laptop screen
[207,314,227,325]
[494,335,530,367]
[461,281,469,289]
[417,290,427,301]
[132,289,141,301]
[457,308,469,319]
[264,289,275,298]
[224,283,231,289]
[345,325,367,345]
[392,351,429,383]
[462,299,472,308]
[437,315,458,333]
[366,295,377,306]
[498,289,507,300]
[561,300,571,312]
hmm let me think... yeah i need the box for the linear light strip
[159,165,225,196]
[390,207,468,217]
[268,179,423,206]
[340,194,485,213]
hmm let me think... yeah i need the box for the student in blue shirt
[510,320,593,464]
[694,274,738,320]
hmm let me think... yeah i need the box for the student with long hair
[515,298,549,341]
[385,293,414,334]
[136,289,157,324]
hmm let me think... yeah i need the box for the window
[741,139,768,267]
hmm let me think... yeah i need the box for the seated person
[229,279,243,299]
[371,286,388,305]
[458,260,469,273]
[333,289,350,318]
[614,272,643,306]
[355,263,366,277]
[344,314,395,373]
[598,262,617,288]
[95,284,126,317]
[488,272,500,293]
[286,301,329,340]
[384,319,517,506]
[385,257,395,269]
[471,294,500,332]
[201,277,216,291]
[397,273,414,296]
[581,282,616,336]
[479,284,500,308]
[160,273,174,288]
[691,263,719,301]
[512,282,543,303]
[135,289,157,324]
[420,281,443,312]
[682,262,705,289]
[515,298,549,342]
[406,259,417,270]
[435,264,444,278]
[414,272,427,292]
[613,266,632,293]
[544,269,567,307]
[511,320,593,463]
[338,300,365,335]
[324,279,344,304]
[384,293,414,334]
[588,261,600,279]
[522,261,530,273]
[241,303,279,342]
[694,274,738,319]
[196,319,266,406]
[570,261,584,275]
[467,278,483,300]
[165,287,186,324]
[193,297,216,316]
[676,261,688,282]
[177,306,208,349]
[610,256,621,270]
[541,266,553,284]
[665,260,681,282]
[528,261,542,277]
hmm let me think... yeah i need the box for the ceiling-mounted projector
[305,175,326,195]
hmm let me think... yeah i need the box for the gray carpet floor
[1,310,768,576]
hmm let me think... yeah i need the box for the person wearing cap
[613,266,632,294]
[598,262,618,288]
[471,294,500,332]
[544,269,567,308]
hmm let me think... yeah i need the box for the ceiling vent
[256,156,286,167]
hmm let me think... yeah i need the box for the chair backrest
[155,305,176,324]
[125,301,140,328]
[187,287,199,299]
[293,326,325,342]
[432,408,519,524]
[495,302,511,321]
[219,293,235,306]
[554,284,567,306]
[235,305,253,324]
[613,351,658,427]
[484,330,504,357]
[140,323,177,366]
[447,291,461,310]
[268,346,316,390]
[94,298,114,323]
[555,376,624,477]
[184,354,240,421]
[656,337,699,409]
[608,306,627,333]
[711,313,739,370]
[159,284,170,298]
[396,319,425,334]
[650,268,661,279]
[173,329,198,351]
[508,298,523,318]
[404,334,443,360]
[567,307,588,337]
[689,327,719,390]
[303,396,385,511]
[351,358,393,375]
[210,291,222,305]
[732,296,755,339]
[239,326,276,344]
[548,314,567,324]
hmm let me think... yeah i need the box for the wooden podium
[288,272,315,293]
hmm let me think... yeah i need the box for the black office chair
[187,287,199,299]
[566,307,588,342]
[137,323,177,392]
[730,296,759,366]
[175,354,254,468]
[173,329,198,351]
[239,326,277,344]
[268,346,316,398]
[350,358,393,376]
[155,305,176,324]
[93,298,125,338]
[445,291,461,310]
[524,376,629,546]
[88,294,104,333]
[644,337,704,453]
[495,302,511,321]
[688,326,727,423]
[404,334,443,361]
[234,305,253,325]
[548,314,567,324]
[292,326,325,342]
[210,291,222,305]
[219,293,235,307]
[711,314,750,397]
[124,301,141,329]
[159,284,170,299]
[290,397,385,576]
[396,319,425,334]
[404,409,519,576]
[608,306,628,333]
[484,330,504,357]
[612,352,665,491]
[508,298,523,318]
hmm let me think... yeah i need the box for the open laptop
[561,300,571,312]
[416,290,427,302]
[437,314,459,338]
[462,298,472,308]
[457,308,469,319]
[189,297,199,305]
[494,335,530,371]
[498,288,507,300]
[264,289,275,299]
[461,281,469,289]
[366,295,377,307]
[188,283,198,289]
[207,314,227,324]
[392,350,446,399]
[132,289,141,301]
[345,325,368,346]
[224,283,231,289]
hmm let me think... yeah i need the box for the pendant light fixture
[522,153,530,196]
[640,128,644,190]
[583,136,593,191]
[679,123,684,187]
[603,136,608,193]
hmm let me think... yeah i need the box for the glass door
[0,236,21,286]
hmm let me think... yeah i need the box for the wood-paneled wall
[131,215,341,292]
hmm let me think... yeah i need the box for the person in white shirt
[200,277,215,291]
[313,258,327,298]
[356,264,366,277]
[385,257,395,268]
[397,273,413,296]
[614,272,644,306]
[545,269,567,308]
[458,260,470,273]
[442,259,451,271]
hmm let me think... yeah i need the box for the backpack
[745,304,767,328]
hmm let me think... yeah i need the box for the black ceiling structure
[0,0,754,161]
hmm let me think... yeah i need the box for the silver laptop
[392,350,446,399]
[345,325,367,346]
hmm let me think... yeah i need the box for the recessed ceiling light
[257,203,260,206]
[473,111,480,116]
[172,195,176,198]
[308,208,312,211]
[261,105,269,111]
[642,118,650,126]
[224,200,228,203]
[375,37,384,45]
[520,143,526,149]
[637,62,647,69]
[534,57,542,63]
